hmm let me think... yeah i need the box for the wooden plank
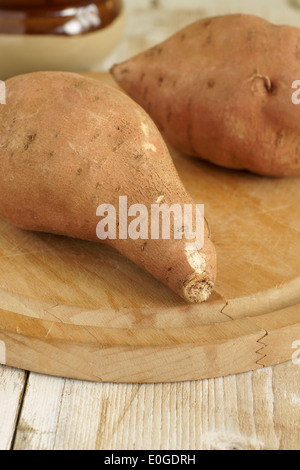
[12,373,66,450]
[12,361,300,450]
[0,366,27,450]
[1,0,300,452]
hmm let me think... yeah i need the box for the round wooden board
[0,73,299,383]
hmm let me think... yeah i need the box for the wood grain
[0,366,26,450]
[10,361,300,450]
[0,0,300,451]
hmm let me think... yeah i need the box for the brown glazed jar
[0,0,125,79]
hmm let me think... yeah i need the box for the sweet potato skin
[111,14,300,177]
[0,71,216,303]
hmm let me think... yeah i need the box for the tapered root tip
[182,274,214,303]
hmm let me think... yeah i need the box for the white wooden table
[1,0,300,450]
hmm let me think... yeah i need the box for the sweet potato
[111,14,300,177]
[0,71,216,303]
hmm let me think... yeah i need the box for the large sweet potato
[111,14,300,177]
[0,71,216,303]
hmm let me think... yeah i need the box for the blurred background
[1,0,300,79]
[109,0,300,68]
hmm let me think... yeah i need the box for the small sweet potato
[0,71,216,303]
[111,14,300,177]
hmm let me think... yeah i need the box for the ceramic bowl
[0,0,125,79]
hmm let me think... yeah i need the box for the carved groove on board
[255,331,269,367]
[224,276,300,320]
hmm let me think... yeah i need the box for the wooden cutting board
[0,73,299,383]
